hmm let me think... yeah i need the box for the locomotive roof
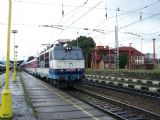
[54,46,82,50]
[39,46,82,55]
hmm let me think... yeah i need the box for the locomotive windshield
[53,47,84,60]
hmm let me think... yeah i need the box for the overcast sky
[0,0,160,61]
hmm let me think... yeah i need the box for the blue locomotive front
[35,45,85,87]
[49,46,85,80]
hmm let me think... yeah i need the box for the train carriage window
[50,52,53,60]
[50,52,52,60]
[37,57,40,67]
[39,54,45,68]
[45,52,49,68]
[40,54,44,61]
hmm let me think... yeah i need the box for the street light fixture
[12,30,17,34]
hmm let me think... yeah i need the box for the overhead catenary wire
[1,11,160,35]
[96,12,160,36]
[1,0,159,40]
[88,0,160,35]
[12,0,160,34]
[119,13,160,29]
[58,0,89,25]
[55,1,103,39]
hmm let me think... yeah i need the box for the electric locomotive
[22,44,85,87]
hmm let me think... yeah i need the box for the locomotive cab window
[54,47,83,60]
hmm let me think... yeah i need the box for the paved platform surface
[0,72,36,120]
[0,72,116,120]
[21,72,115,120]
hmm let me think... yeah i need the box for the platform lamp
[15,51,18,78]
[0,0,13,118]
[13,45,18,82]
[12,30,18,82]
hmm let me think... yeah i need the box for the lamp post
[15,51,18,77]
[153,39,156,70]
[77,32,79,46]
[13,45,18,82]
[12,30,18,82]
[141,37,143,69]
[124,32,143,69]
[0,0,12,118]
[129,43,133,71]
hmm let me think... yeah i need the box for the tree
[67,36,96,68]
[118,54,128,68]
[27,56,35,62]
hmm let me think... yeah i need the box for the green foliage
[27,56,35,62]
[68,36,96,68]
[119,54,128,68]
[68,36,95,54]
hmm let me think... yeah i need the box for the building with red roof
[91,46,145,69]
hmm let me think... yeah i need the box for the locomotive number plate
[66,69,76,72]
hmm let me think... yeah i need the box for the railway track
[65,86,160,120]
[29,73,160,120]
[85,75,160,100]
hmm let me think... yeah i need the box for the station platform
[0,72,115,120]
[0,72,36,120]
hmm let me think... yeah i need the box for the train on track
[20,43,85,87]
[0,62,6,72]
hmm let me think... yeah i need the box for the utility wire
[92,12,160,40]
[119,13,160,29]
[88,0,160,35]
[1,12,159,37]
[55,1,103,39]
[14,0,160,13]
[58,0,89,25]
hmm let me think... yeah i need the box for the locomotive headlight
[77,69,81,71]
[60,69,64,72]
[65,46,72,51]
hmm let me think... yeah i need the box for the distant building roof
[112,46,144,56]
